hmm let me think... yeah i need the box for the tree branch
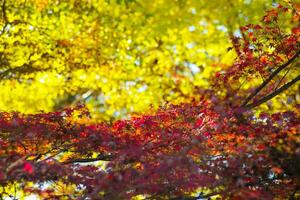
[62,154,114,164]
[1,0,8,33]
[246,73,300,109]
[0,64,50,80]
[170,191,221,200]
[241,49,300,107]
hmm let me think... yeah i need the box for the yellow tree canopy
[0,0,273,121]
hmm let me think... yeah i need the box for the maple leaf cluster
[0,102,299,199]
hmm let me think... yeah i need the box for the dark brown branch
[228,31,242,58]
[246,73,300,109]
[241,49,300,107]
[62,143,159,164]
[274,62,294,90]
[1,0,8,33]
[62,154,114,164]
[170,196,198,200]
[170,191,221,200]
[0,64,50,80]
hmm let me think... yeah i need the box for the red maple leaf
[23,162,34,174]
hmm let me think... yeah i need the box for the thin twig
[274,62,294,91]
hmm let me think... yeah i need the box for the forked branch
[241,49,300,108]
[246,73,300,109]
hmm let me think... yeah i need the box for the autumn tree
[0,0,300,199]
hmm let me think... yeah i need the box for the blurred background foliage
[0,0,278,121]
